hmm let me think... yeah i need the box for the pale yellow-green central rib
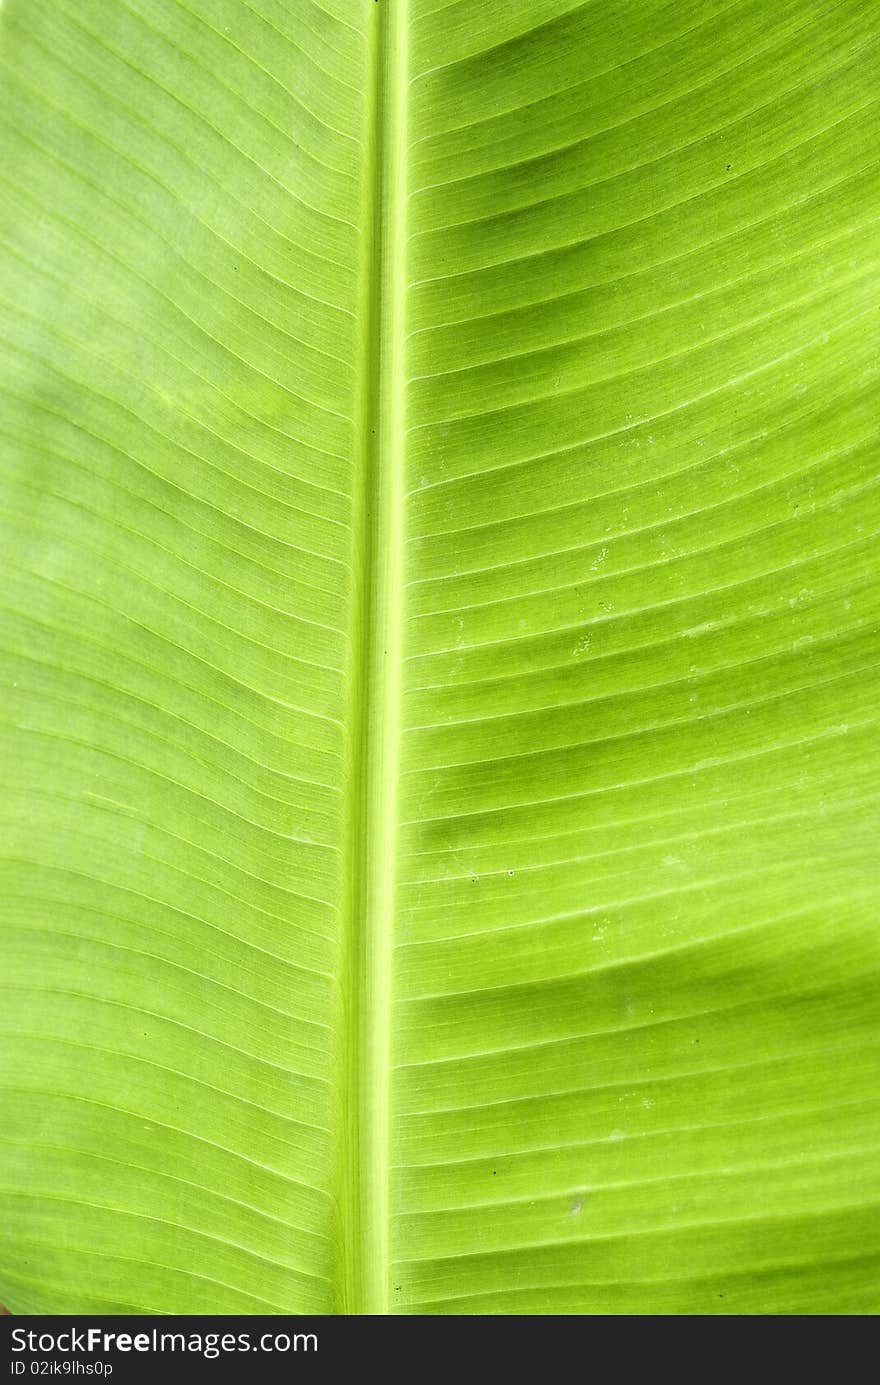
[341,0,408,1315]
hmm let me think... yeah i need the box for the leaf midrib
[340,0,409,1316]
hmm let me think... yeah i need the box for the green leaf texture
[1,0,878,1315]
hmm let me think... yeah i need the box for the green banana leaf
[1,0,878,1316]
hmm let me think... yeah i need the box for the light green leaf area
[0,0,878,1316]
